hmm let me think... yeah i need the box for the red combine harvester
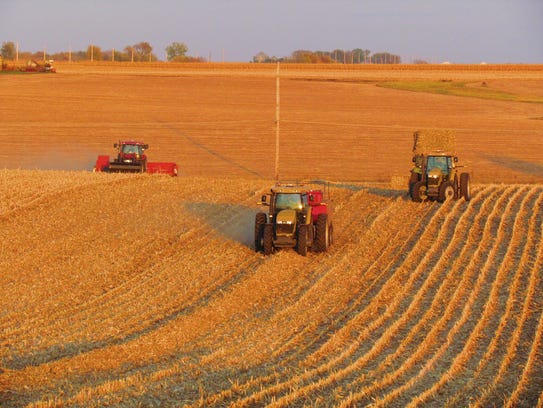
[94,141,178,176]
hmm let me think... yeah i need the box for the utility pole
[274,62,280,180]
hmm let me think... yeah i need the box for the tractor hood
[275,209,297,237]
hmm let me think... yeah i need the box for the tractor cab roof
[270,180,329,196]
[416,150,455,157]
[119,140,147,146]
[271,181,310,194]
[271,185,309,194]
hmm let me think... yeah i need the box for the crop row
[0,173,541,407]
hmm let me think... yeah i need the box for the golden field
[0,63,542,406]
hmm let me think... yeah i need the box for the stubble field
[0,63,542,406]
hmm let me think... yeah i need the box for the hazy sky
[1,0,542,63]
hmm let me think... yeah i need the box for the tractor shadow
[183,202,259,249]
[485,155,543,178]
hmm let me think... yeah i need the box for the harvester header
[94,140,178,176]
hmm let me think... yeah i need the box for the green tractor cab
[409,153,471,203]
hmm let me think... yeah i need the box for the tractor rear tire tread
[254,212,267,252]
[297,225,308,256]
[263,224,274,255]
[460,173,471,201]
[314,214,329,253]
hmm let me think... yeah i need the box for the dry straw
[412,129,456,155]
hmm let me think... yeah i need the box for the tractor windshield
[275,193,304,211]
[122,144,142,155]
[427,156,449,174]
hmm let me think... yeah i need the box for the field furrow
[393,186,534,406]
[1,172,542,407]
[221,186,489,406]
[447,187,543,406]
[264,186,502,406]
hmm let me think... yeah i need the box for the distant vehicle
[255,181,333,256]
[21,60,56,73]
[94,140,178,176]
[409,130,470,202]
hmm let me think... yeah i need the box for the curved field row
[0,170,541,407]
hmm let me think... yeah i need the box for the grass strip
[378,80,543,103]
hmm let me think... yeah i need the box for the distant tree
[352,48,371,63]
[371,52,401,64]
[165,42,188,61]
[86,45,103,61]
[133,42,153,61]
[311,51,332,63]
[51,51,70,61]
[72,51,87,62]
[253,51,269,63]
[1,41,16,59]
[413,59,429,64]
[123,46,135,62]
[331,49,345,63]
[291,50,322,63]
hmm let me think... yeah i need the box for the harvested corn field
[0,64,542,406]
[1,63,543,183]
[0,171,542,407]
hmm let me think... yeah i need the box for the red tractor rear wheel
[314,214,329,253]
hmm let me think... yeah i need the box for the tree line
[0,41,200,62]
[253,49,403,64]
[2,41,406,64]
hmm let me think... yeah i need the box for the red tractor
[255,181,333,256]
[94,141,178,176]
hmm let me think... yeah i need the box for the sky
[1,0,542,63]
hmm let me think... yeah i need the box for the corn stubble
[0,169,541,407]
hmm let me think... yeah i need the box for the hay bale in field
[412,129,456,155]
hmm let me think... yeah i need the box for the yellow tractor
[255,181,333,256]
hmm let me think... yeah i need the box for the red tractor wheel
[314,214,329,253]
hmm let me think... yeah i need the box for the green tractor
[409,153,471,202]
[254,182,333,256]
